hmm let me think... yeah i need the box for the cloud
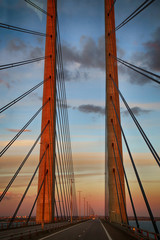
[29,46,43,58]
[63,68,88,82]
[0,79,10,88]
[142,27,160,71]
[62,35,105,70]
[122,27,160,85]
[122,106,152,117]
[7,38,27,52]
[31,93,42,101]
[6,38,43,60]
[6,129,31,133]
[77,104,105,115]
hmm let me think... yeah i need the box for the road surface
[38,219,137,240]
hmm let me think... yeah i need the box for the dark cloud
[63,68,88,81]
[142,27,160,71]
[62,35,105,70]
[77,104,105,115]
[0,79,10,88]
[117,39,125,58]
[30,46,43,58]
[123,27,160,85]
[121,65,151,85]
[122,106,152,117]
[6,39,43,59]
[7,38,27,52]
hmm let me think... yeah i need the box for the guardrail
[0,220,85,240]
[122,223,160,240]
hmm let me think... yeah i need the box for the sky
[0,0,160,219]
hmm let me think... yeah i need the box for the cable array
[0,77,50,114]
[115,0,156,31]
[0,22,50,37]
[110,75,160,167]
[106,0,160,236]
[0,0,77,226]
[24,0,53,17]
[111,54,160,84]
[53,14,78,220]
[0,55,51,71]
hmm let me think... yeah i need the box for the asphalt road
[0,219,138,240]
[38,219,137,240]
[38,219,109,240]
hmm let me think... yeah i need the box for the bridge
[0,0,160,239]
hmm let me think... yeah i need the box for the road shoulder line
[100,220,113,240]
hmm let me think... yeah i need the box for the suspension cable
[110,75,160,166]
[115,0,156,31]
[26,169,48,224]
[112,143,129,224]
[55,177,63,220]
[57,16,75,203]
[0,121,49,202]
[8,146,49,228]
[56,15,78,216]
[56,112,70,217]
[54,195,59,221]
[111,97,159,235]
[55,154,67,219]
[111,119,139,228]
[0,77,50,114]
[113,168,123,222]
[54,15,72,218]
[56,133,69,218]
[111,54,160,84]
[0,55,51,71]
[0,98,50,157]
[0,22,50,37]
[24,0,52,17]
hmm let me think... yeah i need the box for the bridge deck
[0,219,138,240]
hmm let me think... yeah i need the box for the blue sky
[0,0,160,217]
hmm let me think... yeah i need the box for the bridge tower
[105,0,127,224]
[36,0,57,223]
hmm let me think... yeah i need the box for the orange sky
[0,148,160,217]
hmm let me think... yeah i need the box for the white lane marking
[38,220,92,240]
[100,220,113,240]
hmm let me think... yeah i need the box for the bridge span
[0,0,160,239]
[0,219,139,240]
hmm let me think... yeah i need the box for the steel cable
[0,121,49,202]
[115,0,156,31]
[0,55,51,71]
[8,146,49,228]
[0,22,50,37]
[110,75,160,166]
[0,98,50,157]
[0,77,50,114]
